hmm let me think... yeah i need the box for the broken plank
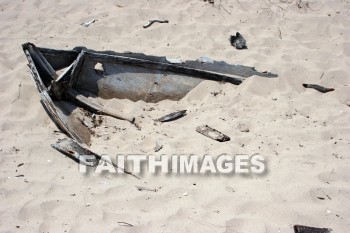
[67,89,136,124]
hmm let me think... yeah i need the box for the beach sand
[0,0,350,232]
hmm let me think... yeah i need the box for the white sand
[1,0,350,232]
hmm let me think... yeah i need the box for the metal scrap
[52,137,140,179]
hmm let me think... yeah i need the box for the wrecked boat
[22,42,277,169]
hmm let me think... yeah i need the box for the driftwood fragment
[196,125,230,142]
[302,84,334,93]
[294,225,332,233]
[143,19,169,28]
[52,138,98,166]
[67,89,138,126]
[52,138,140,179]
[158,110,187,122]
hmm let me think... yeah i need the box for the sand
[1,0,350,232]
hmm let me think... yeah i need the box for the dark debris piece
[294,225,332,233]
[143,20,169,28]
[302,84,334,93]
[158,110,187,122]
[229,32,247,49]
